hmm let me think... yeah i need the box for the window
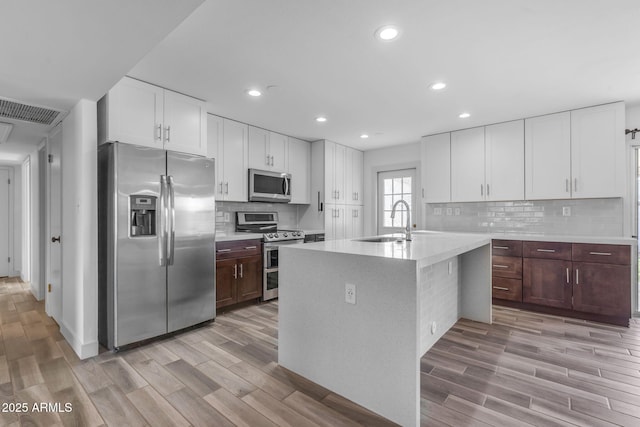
[377,169,416,235]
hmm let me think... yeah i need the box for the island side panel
[279,247,420,427]
[460,243,492,323]
[419,256,460,356]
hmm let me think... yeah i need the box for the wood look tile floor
[1,276,640,426]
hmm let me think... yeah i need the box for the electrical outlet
[446,208,453,216]
[448,261,453,275]
[433,207,442,215]
[224,212,230,222]
[431,321,437,335]
[454,208,461,216]
[345,283,356,305]
[562,207,571,217]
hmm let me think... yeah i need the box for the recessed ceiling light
[246,89,262,97]
[459,112,471,119]
[360,134,369,139]
[315,116,327,123]
[430,82,447,91]
[375,25,400,41]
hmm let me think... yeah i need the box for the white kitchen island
[278,231,492,426]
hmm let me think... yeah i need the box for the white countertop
[282,230,490,266]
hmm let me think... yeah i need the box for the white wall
[60,99,98,359]
[362,142,421,236]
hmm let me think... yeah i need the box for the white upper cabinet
[324,141,346,204]
[248,126,288,172]
[208,114,248,202]
[525,112,571,200]
[485,120,524,201]
[451,127,485,202]
[421,133,451,203]
[287,137,311,204]
[99,76,207,156]
[570,102,625,198]
[345,147,364,205]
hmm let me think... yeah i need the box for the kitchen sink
[353,236,405,243]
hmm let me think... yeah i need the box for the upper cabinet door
[451,127,485,202]
[525,112,571,200]
[333,143,347,204]
[421,133,451,203]
[345,147,364,205]
[206,114,224,198]
[485,120,524,201]
[288,137,311,204]
[269,132,288,172]
[248,126,269,170]
[222,119,249,202]
[570,102,625,198]
[106,77,164,149]
[163,90,207,156]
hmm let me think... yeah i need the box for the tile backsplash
[424,198,624,236]
[215,201,301,234]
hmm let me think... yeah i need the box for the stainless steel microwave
[248,169,292,202]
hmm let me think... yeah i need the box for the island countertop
[287,230,490,267]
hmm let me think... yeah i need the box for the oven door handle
[264,267,279,273]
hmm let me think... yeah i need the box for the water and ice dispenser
[130,195,157,237]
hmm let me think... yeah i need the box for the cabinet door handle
[536,249,556,253]
[219,183,224,193]
[493,286,510,291]
[225,182,229,194]
[589,252,612,256]
[336,190,340,199]
[217,248,231,253]
[271,155,275,166]
[239,263,243,278]
[233,264,238,279]
[165,125,171,142]
[266,154,270,166]
[493,246,509,250]
[493,265,509,269]
[480,184,483,196]
[566,267,570,284]
[574,178,578,192]
[244,246,257,250]
[566,179,569,193]
[156,124,162,141]
[575,269,579,285]
[487,184,490,197]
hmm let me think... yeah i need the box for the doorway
[47,127,62,321]
[0,168,11,277]
[377,168,416,235]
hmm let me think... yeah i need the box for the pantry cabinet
[421,133,451,203]
[345,206,364,239]
[345,147,364,205]
[207,115,248,202]
[325,141,347,204]
[98,76,207,156]
[287,137,311,204]
[248,126,288,172]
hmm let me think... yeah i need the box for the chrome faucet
[391,199,412,241]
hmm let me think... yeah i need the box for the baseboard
[59,321,99,360]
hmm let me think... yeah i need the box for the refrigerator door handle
[167,175,176,266]
[159,175,168,266]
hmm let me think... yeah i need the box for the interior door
[47,127,63,321]
[0,169,10,277]
[166,152,216,332]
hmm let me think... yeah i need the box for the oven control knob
[267,233,273,238]
[283,232,288,237]
[274,233,279,238]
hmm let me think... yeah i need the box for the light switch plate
[345,283,356,305]
[562,207,571,216]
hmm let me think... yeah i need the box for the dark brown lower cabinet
[523,258,572,309]
[236,255,262,302]
[216,239,263,309]
[572,262,630,317]
[216,259,237,308]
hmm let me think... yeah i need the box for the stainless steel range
[236,212,305,301]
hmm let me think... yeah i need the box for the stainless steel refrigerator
[98,142,215,350]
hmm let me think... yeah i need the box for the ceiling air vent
[0,96,66,126]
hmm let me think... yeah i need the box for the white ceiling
[2,0,640,161]
[0,0,204,163]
